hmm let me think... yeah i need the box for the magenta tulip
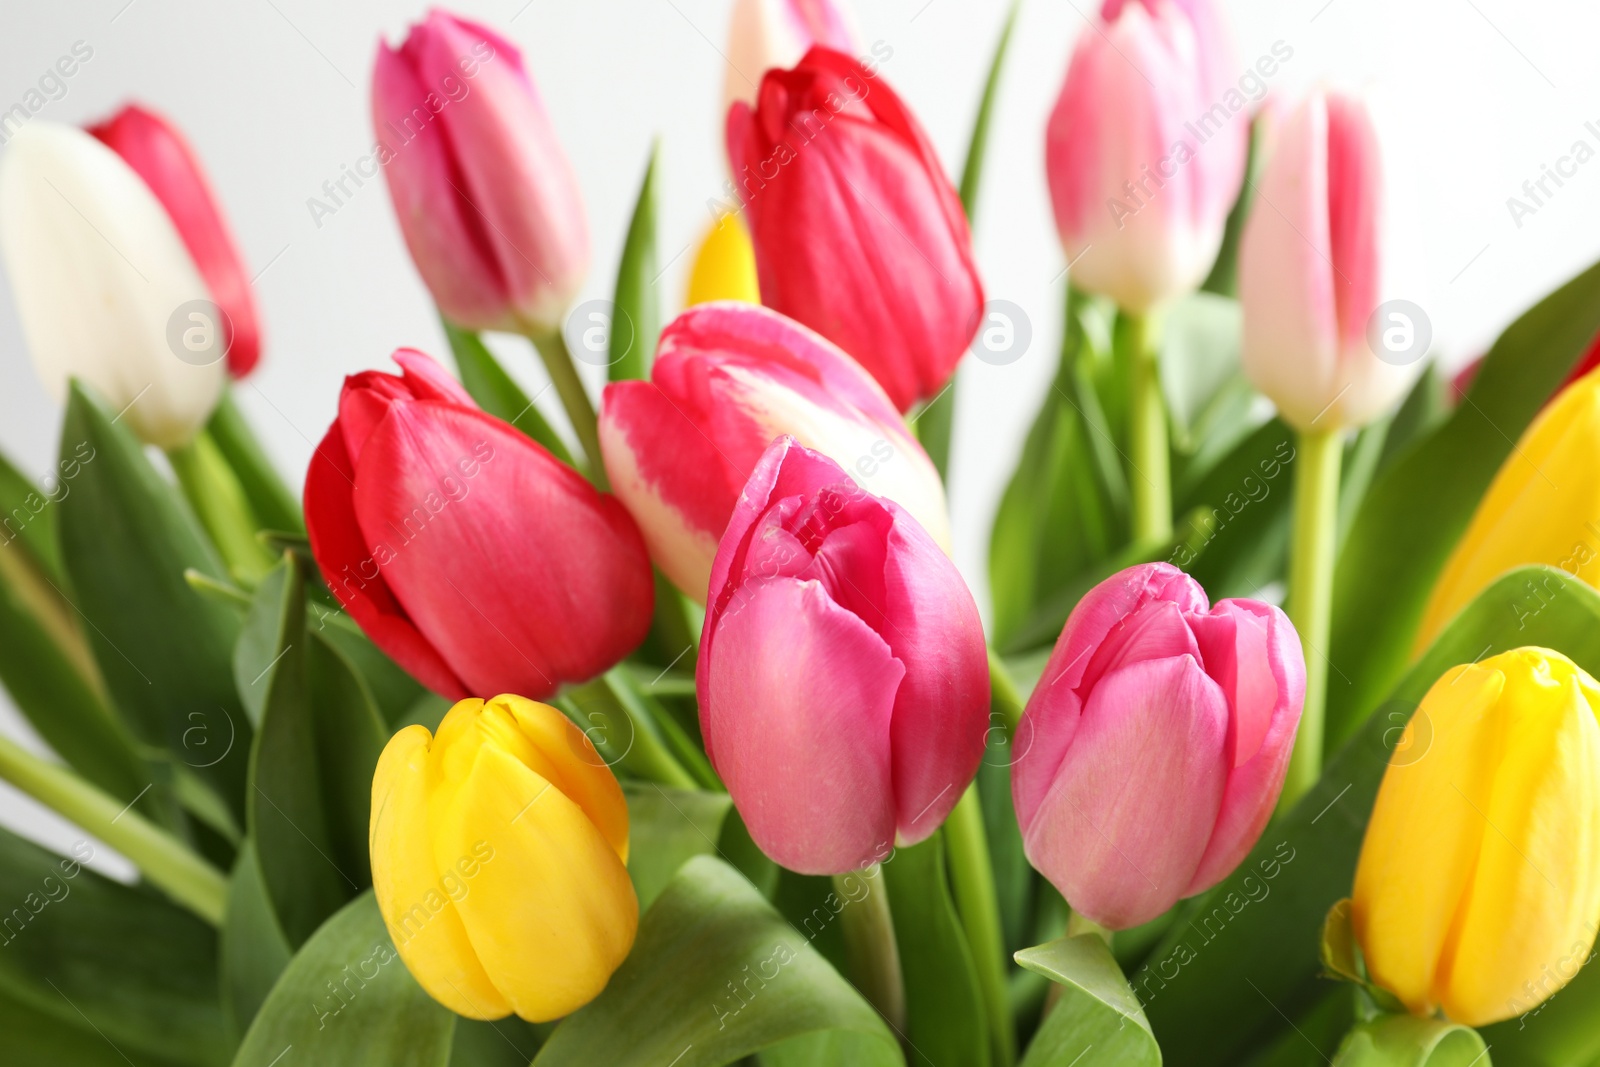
[726,47,983,412]
[372,10,587,334]
[599,302,950,602]
[305,349,652,701]
[1012,563,1304,929]
[698,437,988,874]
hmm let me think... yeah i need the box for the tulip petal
[394,346,477,407]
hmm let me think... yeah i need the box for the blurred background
[2,0,1596,872]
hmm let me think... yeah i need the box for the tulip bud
[1416,367,1600,650]
[372,694,637,1022]
[726,48,984,412]
[304,348,652,700]
[1239,90,1404,431]
[1012,563,1305,929]
[697,437,988,874]
[0,122,223,449]
[88,104,263,378]
[723,0,858,114]
[599,302,950,602]
[686,215,760,307]
[372,10,588,335]
[1353,648,1600,1026]
[1044,0,1247,312]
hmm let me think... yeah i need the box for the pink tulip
[372,10,587,334]
[726,47,983,412]
[304,349,652,700]
[1239,90,1397,431]
[1012,563,1304,929]
[599,302,950,602]
[88,104,263,377]
[698,437,988,874]
[723,0,858,114]
[1045,0,1248,311]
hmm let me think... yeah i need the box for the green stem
[945,784,1016,1066]
[1124,311,1171,544]
[526,328,607,489]
[206,387,304,534]
[562,672,696,789]
[834,867,906,1032]
[1279,427,1343,812]
[0,732,227,925]
[1065,909,1112,944]
[989,648,1025,738]
[167,429,276,585]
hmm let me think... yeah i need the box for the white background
[1,0,1597,869]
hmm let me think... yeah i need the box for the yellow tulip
[1415,367,1600,651]
[1352,648,1600,1026]
[686,214,760,306]
[370,695,637,1022]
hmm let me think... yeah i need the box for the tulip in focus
[304,348,652,700]
[697,437,988,874]
[372,694,637,1021]
[600,302,950,601]
[1012,563,1305,929]
[373,10,588,335]
[1044,0,1248,311]
[1353,648,1600,1026]
[0,122,222,448]
[727,47,984,412]
[686,215,760,306]
[723,0,857,114]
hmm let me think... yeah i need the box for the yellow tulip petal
[686,215,760,306]
[369,723,511,1020]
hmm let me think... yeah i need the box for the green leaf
[207,386,305,534]
[977,746,1034,956]
[313,610,426,729]
[0,445,65,582]
[610,143,661,382]
[1014,934,1161,1066]
[232,891,456,1067]
[450,1017,551,1066]
[0,825,229,1066]
[1327,256,1600,749]
[623,782,733,910]
[1201,112,1265,298]
[1331,1015,1488,1067]
[958,0,1020,222]
[534,856,905,1066]
[1159,292,1256,469]
[0,984,195,1067]
[442,315,574,465]
[222,838,293,1038]
[1140,564,1600,1066]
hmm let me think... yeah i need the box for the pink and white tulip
[1012,563,1305,929]
[698,438,988,875]
[599,302,949,602]
[723,0,858,114]
[1239,90,1396,431]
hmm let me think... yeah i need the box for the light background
[0,0,1595,873]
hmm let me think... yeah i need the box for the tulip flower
[304,348,652,700]
[697,437,988,874]
[599,302,951,602]
[1352,648,1600,1026]
[1012,563,1305,929]
[723,0,857,115]
[1044,0,1247,312]
[686,215,760,307]
[0,122,223,448]
[727,47,984,412]
[88,104,263,378]
[372,694,637,1021]
[1416,366,1600,650]
[372,10,587,335]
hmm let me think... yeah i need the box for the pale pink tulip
[723,0,858,114]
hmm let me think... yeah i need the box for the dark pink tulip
[698,437,988,874]
[1012,563,1304,929]
[304,349,651,700]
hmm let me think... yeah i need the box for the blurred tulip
[372,694,637,1022]
[1239,90,1404,431]
[1416,367,1600,650]
[727,47,983,412]
[686,215,760,306]
[373,10,587,335]
[723,0,857,114]
[697,437,987,874]
[1353,648,1600,1026]
[599,302,950,601]
[304,348,652,700]
[1012,563,1305,929]
[0,122,223,448]
[88,104,263,378]
[1044,0,1247,312]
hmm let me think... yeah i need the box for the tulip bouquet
[6,3,1600,1067]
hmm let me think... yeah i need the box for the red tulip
[88,103,262,377]
[305,349,652,699]
[726,47,984,412]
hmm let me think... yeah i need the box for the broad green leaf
[623,782,733,910]
[0,985,194,1067]
[232,891,455,1067]
[450,1017,551,1066]
[1331,1015,1488,1067]
[0,826,229,1066]
[1175,418,1295,601]
[1141,565,1600,1066]
[610,143,660,382]
[222,838,293,1038]
[442,316,574,465]
[207,387,304,534]
[717,805,780,899]
[313,609,426,729]
[1237,988,1356,1067]
[1015,934,1161,1066]
[534,856,905,1066]
[977,745,1034,956]
[0,445,65,582]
